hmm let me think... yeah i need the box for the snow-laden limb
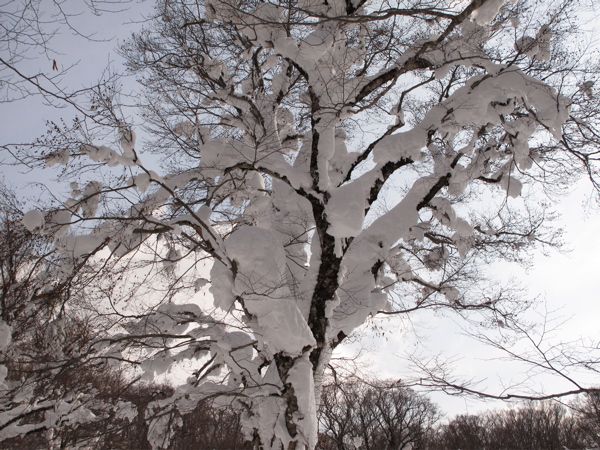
[0,379,138,444]
[471,0,515,25]
[286,354,318,449]
[245,298,315,355]
[325,173,374,239]
[21,210,44,232]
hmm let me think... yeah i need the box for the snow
[22,209,45,231]
[0,320,11,352]
[287,353,318,449]
[201,140,250,173]
[46,209,72,237]
[246,394,289,450]
[114,401,137,422]
[471,0,513,25]
[326,177,370,238]
[515,26,552,61]
[453,217,474,238]
[57,234,106,258]
[373,128,426,165]
[46,399,98,426]
[81,143,135,167]
[0,365,6,389]
[316,121,337,191]
[194,277,209,292]
[388,253,414,280]
[515,35,537,55]
[423,247,448,270]
[225,225,286,291]
[45,149,69,167]
[535,25,552,62]
[119,128,136,160]
[133,173,151,193]
[210,260,236,310]
[245,298,315,355]
[218,224,315,355]
[80,181,102,217]
[501,174,523,198]
[81,144,116,163]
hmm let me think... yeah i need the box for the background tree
[0,183,141,447]
[318,378,438,450]
[431,414,486,450]
[426,400,600,450]
[3,0,600,449]
[570,391,600,448]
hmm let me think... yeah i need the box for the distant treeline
[318,379,600,450]
[3,376,599,449]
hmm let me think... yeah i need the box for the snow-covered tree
[4,0,600,448]
[0,184,142,447]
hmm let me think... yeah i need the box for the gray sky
[1,0,599,419]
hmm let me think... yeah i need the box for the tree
[4,0,600,449]
[571,391,600,448]
[0,184,142,447]
[428,401,592,450]
[433,414,486,450]
[318,378,438,449]
[482,402,571,450]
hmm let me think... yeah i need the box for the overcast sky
[1,0,599,419]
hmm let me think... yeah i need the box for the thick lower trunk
[247,197,341,449]
[246,344,332,450]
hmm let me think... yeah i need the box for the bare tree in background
[427,400,597,450]
[2,0,600,449]
[570,391,600,448]
[430,414,485,450]
[318,378,438,450]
